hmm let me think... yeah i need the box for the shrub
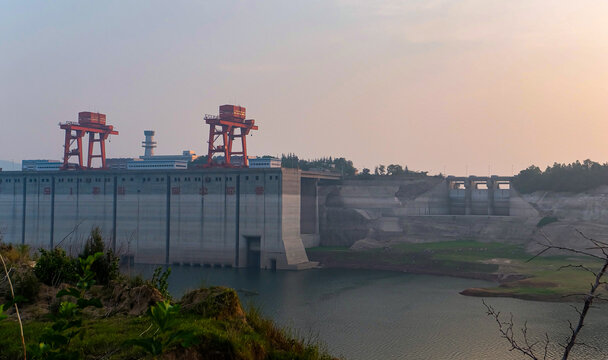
[180,287,243,320]
[150,267,172,300]
[128,274,145,288]
[80,227,119,286]
[30,253,104,359]
[537,216,559,228]
[0,242,31,265]
[11,267,40,303]
[125,300,196,356]
[34,248,78,286]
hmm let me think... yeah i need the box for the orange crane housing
[204,105,258,168]
[60,112,119,170]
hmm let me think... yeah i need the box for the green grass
[307,246,349,252]
[0,308,336,360]
[537,215,559,228]
[309,240,604,301]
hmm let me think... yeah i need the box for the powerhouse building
[0,168,334,270]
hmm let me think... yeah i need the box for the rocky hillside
[318,177,608,254]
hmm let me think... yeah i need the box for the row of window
[0,175,280,185]
[0,178,53,183]
[128,164,186,168]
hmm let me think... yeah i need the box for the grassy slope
[0,298,335,360]
[308,241,601,301]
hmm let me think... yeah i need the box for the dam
[0,168,338,270]
[0,106,529,269]
[0,165,527,269]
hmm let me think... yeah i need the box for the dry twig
[488,228,608,360]
[0,253,26,360]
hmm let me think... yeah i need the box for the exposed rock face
[320,208,374,247]
[318,177,608,253]
[523,187,608,221]
[522,187,608,253]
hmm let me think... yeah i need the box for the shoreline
[307,243,595,303]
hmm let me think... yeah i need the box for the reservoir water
[133,265,608,359]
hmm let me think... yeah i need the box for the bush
[150,267,171,300]
[128,274,145,288]
[0,266,40,304]
[180,287,243,320]
[0,242,31,266]
[80,227,119,286]
[34,248,78,286]
[537,216,559,228]
[12,268,40,303]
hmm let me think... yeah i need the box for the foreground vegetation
[0,229,336,360]
[0,301,332,360]
[308,240,602,301]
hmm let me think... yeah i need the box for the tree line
[280,153,429,178]
[513,159,608,193]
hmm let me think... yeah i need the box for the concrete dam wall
[0,168,315,270]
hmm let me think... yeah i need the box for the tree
[486,230,608,360]
[281,153,358,176]
[386,164,404,176]
[377,165,386,176]
[512,160,608,194]
[281,153,300,169]
[188,155,208,167]
[361,168,371,176]
[81,227,119,285]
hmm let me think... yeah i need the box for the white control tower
[142,130,157,157]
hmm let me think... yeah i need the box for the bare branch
[55,220,84,249]
[575,228,608,247]
[0,254,26,359]
[483,300,542,360]
[489,229,608,360]
[560,257,608,360]
[558,264,597,277]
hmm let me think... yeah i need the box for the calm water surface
[133,265,608,360]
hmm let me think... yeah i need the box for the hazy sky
[2,1,608,175]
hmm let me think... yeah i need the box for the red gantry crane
[59,112,119,170]
[204,105,258,168]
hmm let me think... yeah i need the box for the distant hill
[0,160,20,171]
